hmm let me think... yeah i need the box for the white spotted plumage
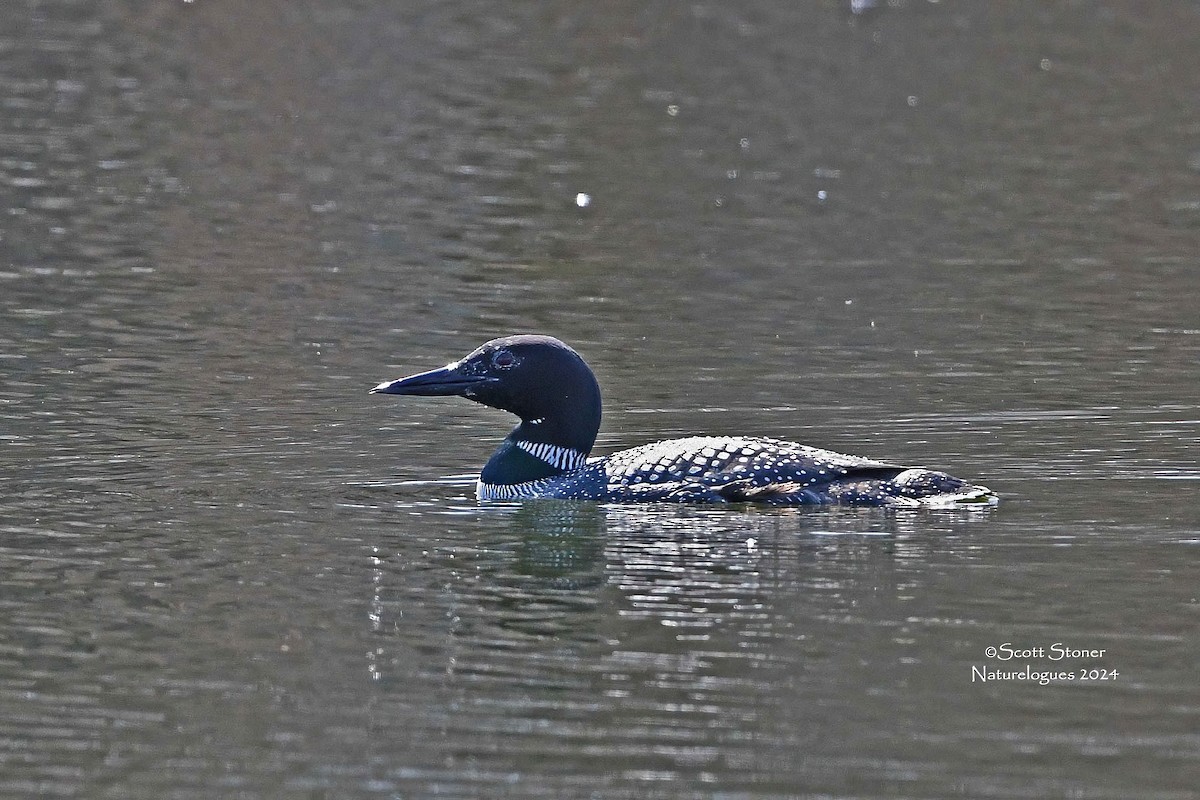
[474,435,997,507]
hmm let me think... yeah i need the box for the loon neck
[479,418,595,486]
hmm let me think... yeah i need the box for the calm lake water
[2,2,1198,798]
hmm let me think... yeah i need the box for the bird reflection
[364,502,994,691]
[508,501,607,590]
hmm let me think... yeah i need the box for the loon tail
[826,467,998,508]
[717,467,998,508]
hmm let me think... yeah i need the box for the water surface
[2,2,1198,798]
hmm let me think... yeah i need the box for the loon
[370,335,998,508]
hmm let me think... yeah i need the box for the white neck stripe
[515,440,586,471]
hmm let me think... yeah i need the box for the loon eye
[492,349,517,369]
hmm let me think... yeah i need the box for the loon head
[370,334,602,458]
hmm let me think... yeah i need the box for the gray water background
[2,2,1198,798]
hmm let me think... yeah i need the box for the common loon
[370,335,998,508]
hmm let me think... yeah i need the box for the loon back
[371,335,998,508]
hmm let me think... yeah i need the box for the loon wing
[601,436,888,498]
[601,436,994,507]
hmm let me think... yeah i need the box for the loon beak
[370,362,496,397]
